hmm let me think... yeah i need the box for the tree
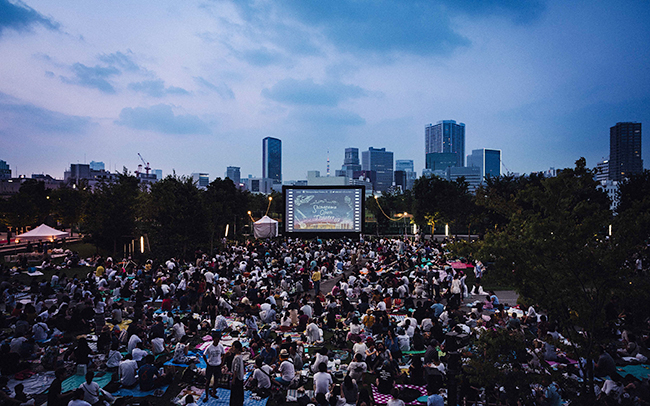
[203,177,248,252]
[83,170,140,255]
[139,175,207,260]
[412,175,472,234]
[51,186,88,236]
[477,158,630,402]
[1,179,51,233]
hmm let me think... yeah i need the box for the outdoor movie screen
[284,186,364,233]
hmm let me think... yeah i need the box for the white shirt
[204,342,225,367]
[107,350,122,368]
[119,359,138,386]
[151,337,165,354]
[252,365,273,389]
[279,360,295,381]
[80,381,101,404]
[128,334,142,355]
[132,347,148,362]
[172,323,185,341]
[313,371,333,395]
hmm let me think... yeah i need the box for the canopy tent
[253,215,278,239]
[16,224,68,242]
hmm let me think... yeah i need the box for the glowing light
[140,236,144,254]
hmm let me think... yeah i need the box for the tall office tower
[425,153,458,172]
[342,148,362,172]
[262,137,282,184]
[609,122,642,181]
[595,159,609,182]
[0,160,11,180]
[152,169,163,180]
[191,173,210,189]
[362,147,394,192]
[425,120,466,167]
[89,161,105,171]
[395,159,416,190]
[467,149,501,181]
[226,166,241,186]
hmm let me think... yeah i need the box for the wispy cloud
[115,104,211,135]
[61,63,120,93]
[291,107,366,127]
[193,77,235,100]
[98,50,143,72]
[262,78,366,107]
[0,0,59,37]
[0,92,93,134]
[128,79,190,98]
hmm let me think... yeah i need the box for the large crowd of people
[0,236,649,406]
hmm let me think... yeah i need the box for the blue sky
[1,0,649,181]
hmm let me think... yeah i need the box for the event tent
[16,224,68,242]
[253,216,278,238]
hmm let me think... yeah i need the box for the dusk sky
[1,0,649,182]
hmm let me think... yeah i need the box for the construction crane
[138,153,151,175]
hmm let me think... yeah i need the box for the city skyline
[1,0,649,181]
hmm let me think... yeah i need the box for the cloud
[98,50,142,72]
[128,79,190,98]
[0,0,59,37]
[0,92,93,134]
[235,0,544,56]
[262,78,366,107]
[61,63,120,93]
[193,77,235,100]
[115,104,211,135]
[239,47,287,67]
[292,107,366,127]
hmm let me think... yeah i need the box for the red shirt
[162,298,172,311]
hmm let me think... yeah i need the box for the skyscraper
[343,148,362,172]
[609,122,642,181]
[467,149,501,181]
[395,159,416,190]
[262,137,282,184]
[425,120,465,167]
[362,147,393,192]
[0,160,11,180]
[226,166,241,186]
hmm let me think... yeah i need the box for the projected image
[285,187,363,233]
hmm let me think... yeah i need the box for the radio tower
[327,149,330,177]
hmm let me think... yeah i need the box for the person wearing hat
[275,348,295,386]
[203,331,225,402]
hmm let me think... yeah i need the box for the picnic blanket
[198,387,268,406]
[164,350,208,369]
[616,364,650,380]
[60,372,113,393]
[372,384,427,405]
[8,371,56,395]
[112,384,169,397]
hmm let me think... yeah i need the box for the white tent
[16,224,68,242]
[253,215,279,239]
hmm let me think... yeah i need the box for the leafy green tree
[412,175,472,234]
[51,186,88,236]
[1,179,51,233]
[203,177,248,251]
[83,170,140,255]
[139,175,207,259]
[477,158,629,402]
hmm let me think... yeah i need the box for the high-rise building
[395,159,416,190]
[262,137,282,184]
[467,149,501,181]
[152,169,163,180]
[89,161,105,171]
[426,152,458,172]
[226,166,241,186]
[595,159,609,182]
[609,122,642,181]
[191,173,210,189]
[343,148,362,171]
[362,147,394,192]
[0,160,11,180]
[425,120,465,167]
[447,166,482,194]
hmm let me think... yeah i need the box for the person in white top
[127,332,142,355]
[119,354,138,387]
[313,362,333,396]
[276,349,295,386]
[203,332,225,401]
[80,371,101,404]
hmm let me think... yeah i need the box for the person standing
[230,341,245,406]
[312,269,321,295]
[203,331,225,402]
